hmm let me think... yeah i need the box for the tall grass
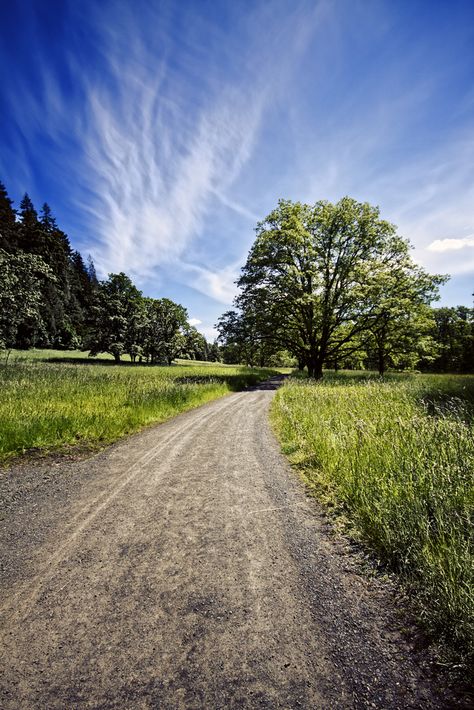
[271,373,474,669]
[0,351,276,461]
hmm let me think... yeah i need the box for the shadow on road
[246,375,288,391]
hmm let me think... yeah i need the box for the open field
[0,349,276,462]
[271,372,474,672]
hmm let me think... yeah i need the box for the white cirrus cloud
[188,318,202,327]
[64,1,320,291]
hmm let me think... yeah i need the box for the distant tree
[182,325,208,361]
[217,310,255,366]
[0,249,54,350]
[363,266,445,375]
[426,306,474,373]
[236,197,445,378]
[86,272,143,362]
[216,309,278,367]
[86,254,98,286]
[207,341,221,362]
[267,349,297,368]
[365,308,436,374]
[142,298,188,364]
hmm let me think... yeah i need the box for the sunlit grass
[271,372,474,670]
[0,350,276,460]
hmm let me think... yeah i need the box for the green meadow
[0,349,276,461]
[272,372,474,670]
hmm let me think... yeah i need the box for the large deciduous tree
[236,197,444,378]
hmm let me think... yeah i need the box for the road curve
[0,378,459,708]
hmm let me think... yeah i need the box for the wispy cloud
[178,262,239,306]
[44,1,320,294]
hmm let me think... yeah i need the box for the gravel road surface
[0,378,463,708]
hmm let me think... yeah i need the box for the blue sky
[1,0,473,339]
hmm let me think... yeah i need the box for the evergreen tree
[38,203,76,346]
[0,181,18,252]
[17,193,41,254]
[86,254,98,286]
[69,251,97,343]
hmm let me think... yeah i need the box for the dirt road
[0,378,461,708]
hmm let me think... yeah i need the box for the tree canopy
[228,197,448,377]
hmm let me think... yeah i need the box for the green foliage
[86,272,144,362]
[426,307,474,373]
[235,197,445,377]
[0,181,17,251]
[0,352,276,460]
[0,249,55,349]
[366,302,440,375]
[142,297,188,364]
[0,183,99,348]
[272,373,474,669]
[181,324,210,361]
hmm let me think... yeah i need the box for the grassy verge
[271,373,474,672]
[0,350,276,462]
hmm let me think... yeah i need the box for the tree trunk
[307,354,324,380]
[378,348,385,376]
[113,353,121,363]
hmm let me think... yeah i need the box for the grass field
[0,349,276,462]
[271,372,474,671]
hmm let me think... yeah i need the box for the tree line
[0,181,219,363]
[217,197,473,376]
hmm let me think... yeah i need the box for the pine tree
[18,193,40,252]
[69,251,97,343]
[33,203,74,346]
[0,181,18,252]
[86,254,98,286]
